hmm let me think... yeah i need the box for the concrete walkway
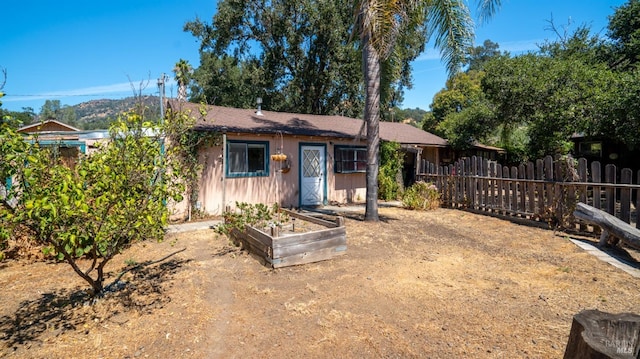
[166,219,221,234]
[165,201,402,233]
[569,238,640,278]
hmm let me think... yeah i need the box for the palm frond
[356,0,418,59]
[427,0,474,75]
[476,0,502,25]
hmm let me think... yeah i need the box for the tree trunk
[363,32,380,222]
[564,309,640,358]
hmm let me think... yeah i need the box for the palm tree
[355,0,501,221]
[173,59,193,101]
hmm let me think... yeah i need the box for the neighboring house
[439,142,507,166]
[17,119,82,134]
[17,120,109,168]
[167,100,448,216]
[572,134,640,176]
[3,121,106,196]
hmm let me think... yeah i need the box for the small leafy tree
[0,112,188,297]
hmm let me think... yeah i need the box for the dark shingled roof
[167,100,447,147]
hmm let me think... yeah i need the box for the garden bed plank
[272,227,346,248]
[230,209,347,268]
[272,245,347,268]
[273,233,346,259]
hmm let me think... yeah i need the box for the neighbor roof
[17,120,81,134]
[167,100,447,147]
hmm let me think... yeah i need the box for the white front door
[300,145,325,206]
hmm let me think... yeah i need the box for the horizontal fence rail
[417,155,640,231]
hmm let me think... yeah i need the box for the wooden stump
[564,309,640,358]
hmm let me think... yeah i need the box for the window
[578,142,602,157]
[227,141,269,177]
[335,146,366,173]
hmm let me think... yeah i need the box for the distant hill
[72,96,161,130]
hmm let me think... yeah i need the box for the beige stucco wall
[186,133,367,216]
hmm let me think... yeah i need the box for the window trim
[334,145,367,173]
[226,140,270,177]
[30,139,87,154]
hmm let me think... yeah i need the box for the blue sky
[1,0,626,114]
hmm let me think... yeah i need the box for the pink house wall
[191,133,367,215]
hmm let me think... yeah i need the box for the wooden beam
[574,202,640,250]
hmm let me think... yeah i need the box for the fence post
[637,170,640,229]
[463,157,471,208]
[578,158,588,204]
[620,168,632,223]
[577,157,588,231]
[489,161,496,210]
[536,158,544,217]
[544,156,554,216]
[471,156,478,209]
[482,158,489,209]
[605,164,616,215]
[503,166,511,213]
[497,164,504,212]
[447,164,456,207]
[527,162,535,214]
[518,164,526,214]
[592,161,602,210]
[511,166,518,213]
[554,157,565,225]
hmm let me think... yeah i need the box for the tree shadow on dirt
[331,212,399,223]
[0,258,190,349]
[301,208,399,223]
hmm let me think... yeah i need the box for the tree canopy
[184,0,431,118]
[424,0,640,163]
[185,0,364,117]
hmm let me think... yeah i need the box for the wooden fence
[417,155,640,230]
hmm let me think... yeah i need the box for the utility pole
[157,73,168,121]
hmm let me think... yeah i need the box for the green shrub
[378,141,403,200]
[402,182,440,210]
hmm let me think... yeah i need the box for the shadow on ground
[0,258,189,349]
[571,237,640,269]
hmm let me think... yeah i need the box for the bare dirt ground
[1,207,639,358]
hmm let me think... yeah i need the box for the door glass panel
[303,149,321,177]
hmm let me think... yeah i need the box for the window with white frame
[334,146,366,173]
[227,141,269,177]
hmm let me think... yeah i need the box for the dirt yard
[1,207,639,358]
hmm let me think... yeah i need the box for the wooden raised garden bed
[230,209,346,268]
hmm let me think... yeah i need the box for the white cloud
[415,38,544,62]
[416,49,443,61]
[4,79,177,102]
